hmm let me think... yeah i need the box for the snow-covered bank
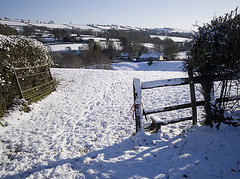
[0,62,239,178]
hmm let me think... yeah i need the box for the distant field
[150,35,191,42]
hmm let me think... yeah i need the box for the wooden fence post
[13,67,23,99]
[188,68,197,125]
[133,78,143,133]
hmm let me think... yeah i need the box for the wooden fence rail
[133,72,240,133]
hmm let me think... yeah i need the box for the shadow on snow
[2,127,218,179]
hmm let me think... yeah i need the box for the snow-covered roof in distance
[142,43,154,49]
[40,38,55,42]
[120,53,128,57]
[70,34,78,37]
[150,35,192,42]
[140,52,164,59]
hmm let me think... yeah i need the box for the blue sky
[0,0,239,30]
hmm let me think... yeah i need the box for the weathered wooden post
[13,66,23,99]
[133,78,143,133]
[188,68,197,125]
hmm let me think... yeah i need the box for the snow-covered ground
[113,61,184,71]
[0,61,239,178]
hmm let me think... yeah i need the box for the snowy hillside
[0,20,29,27]
[68,24,100,31]
[0,19,192,34]
[150,35,191,43]
[28,22,71,29]
[0,62,239,178]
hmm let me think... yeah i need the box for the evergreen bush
[184,8,240,126]
[0,35,52,117]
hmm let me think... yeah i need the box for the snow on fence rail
[133,71,240,133]
[14,64,56,102]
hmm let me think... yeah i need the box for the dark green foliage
[51,28,93,42]
[51,51,84,68]
[152,37,163,52]
[102,40,119,60]
[102,30,152,43]
[22,26,35,36]
[180,41,192,51]
[138,45,148,56]
[187,10,240,75]
[83,42,112,69]
[78,29,94,35]
[51,42,114,69]
[51,28,64,41]
[0,24,18,36]
[184,8,240,126]
[120,38,143,59]
[163,38,179,60]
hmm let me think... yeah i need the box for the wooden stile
[133,72,240,133]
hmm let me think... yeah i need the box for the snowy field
[113,61,184,71]
[150,35,191,43]
[0,61,240,178]
[48,43,89,52]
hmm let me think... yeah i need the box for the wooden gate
[14,64,56,102]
